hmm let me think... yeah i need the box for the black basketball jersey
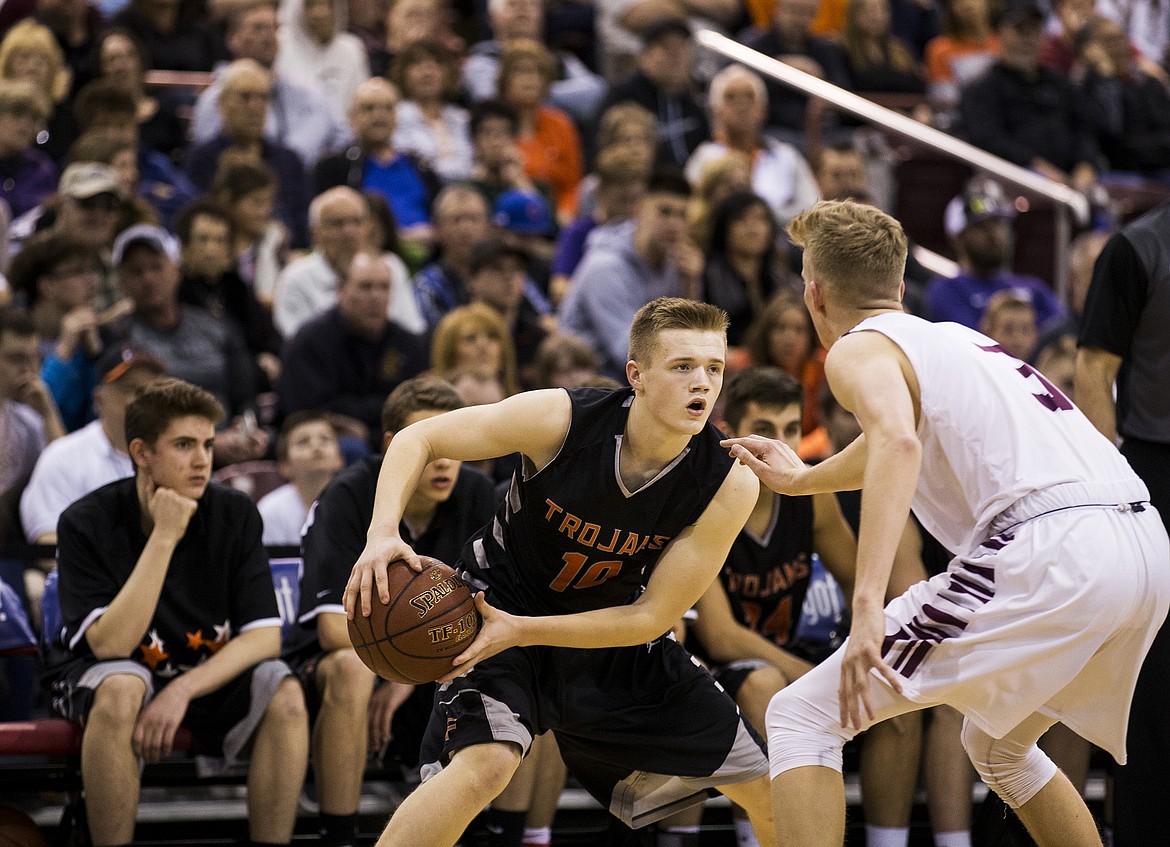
[461,387,735,615]
[718,492,815,650]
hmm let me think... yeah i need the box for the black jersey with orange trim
[460,387,735,615]
[713,492,815,652]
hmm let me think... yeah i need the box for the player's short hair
[722,367,804,431]
[628,297,728,365]
[787,200,907,304]
[124,378,225,455]
[275,410,336,463]
[381,375,464,436]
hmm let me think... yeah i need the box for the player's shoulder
[61,476,135,527]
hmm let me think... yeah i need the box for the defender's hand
[721,434,808,494]
[344,536,421,619]
[838,605,902,731]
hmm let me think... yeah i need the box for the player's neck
[622,402,692,476]
[823,306,902,348]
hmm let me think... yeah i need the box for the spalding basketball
[348,557,480,684]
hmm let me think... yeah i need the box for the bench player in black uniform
[691,367,923,847]
[285,376,498,847]
[345,297,775,847]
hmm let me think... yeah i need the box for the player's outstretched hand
[344,535,421,619]
[721,434,807,494]
[838,604,902,731]
[439,593,520,683]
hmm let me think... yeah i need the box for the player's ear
[128,437,150,470]
[626,359,642,390]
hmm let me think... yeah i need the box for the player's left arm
[440,464,760,678]
[827,331,922,730]
[811,491,857,605]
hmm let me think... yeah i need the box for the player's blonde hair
[787,200,907,305]
[628,297,729,365]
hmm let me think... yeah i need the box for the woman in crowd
[430,302,520,398]
[839,0,927,93]
[0,80,56,220]
[390,40,473,183]
[0,20,74,162]
[88,27,186,161]
[497,39,583,223]
[687,150,753,250]
[923,0,999,116]
[212,159,290,307]
[702,191,800,348]
[686,64,820,229]
[741,291,826,439]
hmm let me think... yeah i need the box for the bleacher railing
[696,29,1090,300]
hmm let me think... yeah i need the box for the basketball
[348,557,480,684]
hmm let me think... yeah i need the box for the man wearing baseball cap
[925,176,1066,333]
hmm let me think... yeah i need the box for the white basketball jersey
[852,312,1141,553]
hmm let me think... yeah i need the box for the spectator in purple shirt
[0,80,56,218]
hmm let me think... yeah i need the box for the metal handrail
[696,29,1089,295]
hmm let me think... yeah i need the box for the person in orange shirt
[497,39,583,224]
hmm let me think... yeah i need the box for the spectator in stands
[739,0,853,142]
[839,0,927,93]
[106,223,269,465]
[491,187,557,292]
[0,307,64,499]
[390,40,474,183]
[19,344,164,622]
[0,0,103,80]
[979,289,1038,360]
[45,377,309,847]
[559,167,700,377]
[497,39,584,222]
[599,0,746,81]
[190,0,350,171]
[111,0,226,71]
[1036,228,1109,352]
[0,81,55,218]
[285,376,496,847]
[600,18,710,168]
[741,291,826,439]
[66,130,163,238]
[466,98,551,211]
[1033,334,1076,396]
[371,0,465,77]
[314,77,437,249]
[88,27,187,162]
[7,231,104,429]
[924,0,1000,117]
[687,149,753,249]
[257,409,342,546]
[276,0,370,111]
[686,64,821,227]
[465,237,548,385]
[274,186,419,340]
[926,177,1065,329]
[550,146,649,305]
[278,250,428,447]
[1078,16,1170,180]
[430,301,521,397]
[532,331,600,389]
[702,191,800,347]
[413,183,497,329]
[186,59,311,249]
[959,0,1099,193]
[176,199,282,391]
[462,0,606,126]
[212,159,289,306]
[1098,0,1169,69]
[0,19,74,162]
[574,102,657,221]
[73,78,197,230]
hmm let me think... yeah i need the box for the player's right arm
[691,579,814,684]
[1075,345,1121,442]
[722,431,869,495]
[345,389,573,618]
[83,485,198,659]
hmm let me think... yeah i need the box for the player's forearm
[853,435,921,611]
[85,534,179,659]
[1074,347,1121,442]
[797,434,869,494]
[517,601,678,650]
[163,627,282,702]
[705,624,810,680]
[368,430,432,541]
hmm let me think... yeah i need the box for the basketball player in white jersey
[723,200,1170,847]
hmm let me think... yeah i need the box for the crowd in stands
[0,0,1167,842]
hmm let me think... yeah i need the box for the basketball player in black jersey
[344,298,775,847]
